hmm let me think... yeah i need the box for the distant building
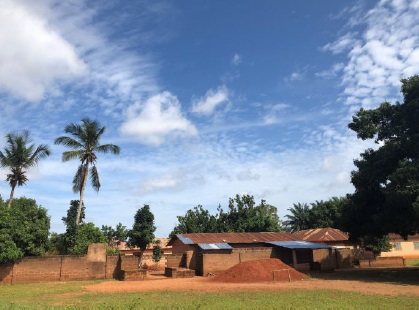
[380,234,419,259]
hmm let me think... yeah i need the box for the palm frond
[62,150,83,162]
[72,164,85,193]
[55,136,83,149]
[96,144,120,155]
[90,165,101,192]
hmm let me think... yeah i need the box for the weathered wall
[359,257,405,268]
[0,244,169,284]
[312,249,335,270]
[335,248,353,269]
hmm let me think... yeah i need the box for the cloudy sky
[1,0,419,236]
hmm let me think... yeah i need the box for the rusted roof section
[388,233,419,241]
[168,232,297,245]
[292,227,349,242]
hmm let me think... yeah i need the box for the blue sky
[1,0,419,236]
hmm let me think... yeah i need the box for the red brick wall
[0,243,171,284]
[12,256,62,283]
[167,253,185,268]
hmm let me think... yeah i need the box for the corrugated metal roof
[268,241,332,249]
[176,234,195,245]
[170,232,297,245]
[292,227,349,242]
[198,243,233,250]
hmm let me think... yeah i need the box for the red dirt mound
[212,258,306,283]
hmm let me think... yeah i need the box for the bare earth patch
[84,274,419,296]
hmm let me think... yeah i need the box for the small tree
[362,235,393,258]
[127,205,156,267]
[152,239,162,268]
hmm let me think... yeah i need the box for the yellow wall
[380,241,419,258]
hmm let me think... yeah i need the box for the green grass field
[0,280,418,309]
[406,258,419,267]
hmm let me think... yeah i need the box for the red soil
[212,258,306,283]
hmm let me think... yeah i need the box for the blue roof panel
[176,234,195,245]
[198,243,233,250]
[268,241,332,249]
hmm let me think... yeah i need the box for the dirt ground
[84,271,419,296]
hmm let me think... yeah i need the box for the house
[167,232,335,275]
[380,233,419,259]
[292,227,355,248]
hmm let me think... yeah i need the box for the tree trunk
[8,184,16,208]
[76,163,89,225]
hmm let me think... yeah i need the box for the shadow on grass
[308,267,419,286]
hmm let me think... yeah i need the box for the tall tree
[283,203,311,232]
[127,205,156,267]
[170,195,281,236]
[348,75,419,239]
[170,205,218,237]
[54,118,120,225]
[0,131,50,208]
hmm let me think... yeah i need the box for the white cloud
[231,53,241,65]
[192,86,229,116]
[0,0,86,101]
[120,92,197,145]
[322,33,358,55]
[324,0,419,108]
[262,103,290,125]
[316,63,345,79]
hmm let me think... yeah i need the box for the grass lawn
[0,281,418,309]
[406,258,419,267]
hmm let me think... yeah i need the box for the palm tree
[0,131,50,208]
[283,203,311,232]
[54,118,120,225]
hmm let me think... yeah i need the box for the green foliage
[0,131,50,208]
[283,203,311,232]
[283,197,349,232]
[101,222,128,245]
[170,195,281,235]
[170,205,218,237]
[0,197,50,262]
[0,233,22,263]
[152,240,162,263]
[361,235,393,256]
[68,223,106,255]
[348,75,419,239]
[127,205,156,251]
[49,200,105,255]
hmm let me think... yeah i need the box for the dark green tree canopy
[128,205,156,251]
[348,75,419,239]
[283,197,348,232]
[171,205,218,236]
[0,197,50,263]
[170,195,281,236]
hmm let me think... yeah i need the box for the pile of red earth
[212,258,306,283]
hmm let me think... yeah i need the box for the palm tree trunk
[76,163,89,225]
[8,184,16,208]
